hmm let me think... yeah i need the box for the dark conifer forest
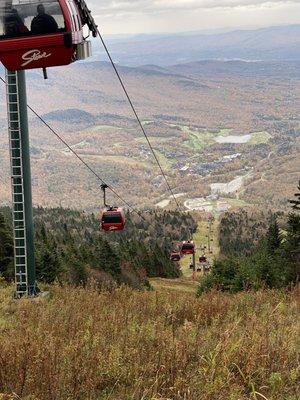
[0,207,197,288]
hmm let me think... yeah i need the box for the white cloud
[89,0,297,14]
[86,0,300,34]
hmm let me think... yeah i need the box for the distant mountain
[168,60,300,79]
[91,25,300,66]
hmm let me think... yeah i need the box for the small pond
[214,134,252,144]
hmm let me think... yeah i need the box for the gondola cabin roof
[0,0,95,71]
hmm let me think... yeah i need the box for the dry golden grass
[0,285,299,400]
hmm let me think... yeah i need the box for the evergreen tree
[68,256,88,286]
[0,213,14,280]
[284,213,300,283]
[96,239,121,279]
[36,244,62,284]
[289,181,300,210]
[266,216,281,254]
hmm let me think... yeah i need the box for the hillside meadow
[0,284,299,400]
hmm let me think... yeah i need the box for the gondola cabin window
[102,213,123,224]
[0,0,65,38]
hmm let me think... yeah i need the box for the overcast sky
[87,0,300,34]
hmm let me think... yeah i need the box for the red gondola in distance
[199,256,207,263]
[181,240,195,255]
[0,0,97,71]
[101,207,126,232]
[170,251,181,262]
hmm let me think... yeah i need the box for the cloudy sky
[87,0,300,34]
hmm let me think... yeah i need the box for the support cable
[96,28,182,210]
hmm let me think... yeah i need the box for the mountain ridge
[91,24,300,66]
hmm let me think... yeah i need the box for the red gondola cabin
[0,0,96,71]
[101,208,126,232]
[170,251,181,262]
[199,256,207,264]
[181,241,195,255]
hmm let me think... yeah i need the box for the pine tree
[96,239,121,279]
[284,213,300,283]
[0,213,14,280]
[289,181,300,210]
[266,216,281,255]
[36,244,62,284]
[68,256,87,286]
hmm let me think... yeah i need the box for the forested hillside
[219,209,281,257]
[199,183,300,294]
[0,207,197,288]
